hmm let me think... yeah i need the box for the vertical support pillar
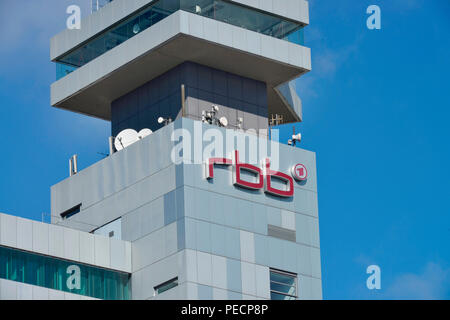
[109,136,115,155]
[73,154,78,174]
[181,84,186,118]
[69,155,78,176]
[69,157,73,177]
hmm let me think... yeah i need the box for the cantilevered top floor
[50,0,311,123]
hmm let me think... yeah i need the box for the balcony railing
[91,0,113,13]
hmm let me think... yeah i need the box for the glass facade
[56,63,77,80]
[182,0,304,44]
[0,245,130,300]
[55,0,305,79]
[270,269,297,300]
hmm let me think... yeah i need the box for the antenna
[109,136,115,155]
[158,117,172,126]
[69,154,78,176]
[202,105,221,126]
[269,114,284,126]
[288,126,302,146]
[181,84,186,117]
[237,117,243,130]
[219,116,228,128]
[292,133,302,143]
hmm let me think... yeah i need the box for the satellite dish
[158,117,165,124]
[138,128,153,139]
[114,129,139,151]
[219,116,228,127]
[114,128,153,151]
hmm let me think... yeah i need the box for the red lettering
[206,151,298,198]
[205,157,232,179]
[264,158,294,198]
[232,150,264,190]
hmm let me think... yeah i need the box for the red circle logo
[291,164,308,181]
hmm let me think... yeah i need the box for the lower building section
[0,212,132,300]
[0,245,130,300]
[1,119,322,300]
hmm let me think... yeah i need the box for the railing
[91,0,113,13]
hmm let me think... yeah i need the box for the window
[154,277,178,295]
[270,269,297,300]
[0,245,130,300]
[60,203,81,220]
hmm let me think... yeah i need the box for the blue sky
[0,0,449,299]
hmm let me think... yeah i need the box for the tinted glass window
[270,269,297,300]
[0,245,130,300]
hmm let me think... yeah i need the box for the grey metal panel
[51,122,177,223]
[267,224,296,242]
[0,279,101,300]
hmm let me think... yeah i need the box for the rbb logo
[291,163,308,181]
[205,150,295,198]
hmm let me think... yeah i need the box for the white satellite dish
[219,116,228,127]
[158,117,165,124]
[138,128,153,140]
[114,128,153,151]
[114,129,138,151]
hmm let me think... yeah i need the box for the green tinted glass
[0,245,130,300]
[270,270,297,300]
[155,277,178,294]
